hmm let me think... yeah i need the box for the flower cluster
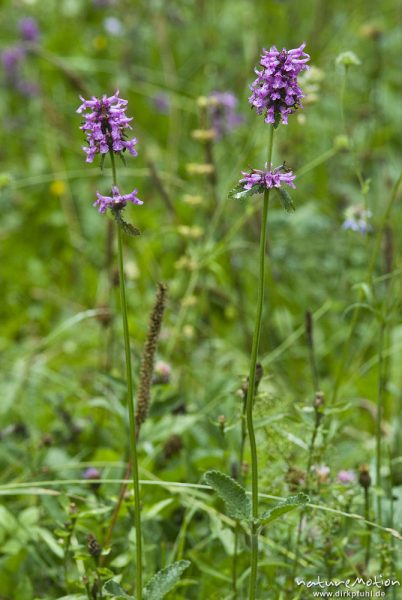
[337,469,356,484]
[1,18,40,97]
[342,204,372,233]
[208,91,243,138]
[19,17,40,43]
[77,91,138,163]
[240,163,296,191]
[249,43,310,125]
[94,185,142,214]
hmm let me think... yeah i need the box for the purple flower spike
[249,43,310,126]
[77,90,138,163]
[1,46,25,75]
[208,91,244,138]
[94,185,143,213]
[240,163,296,191]
[19,17,40,43]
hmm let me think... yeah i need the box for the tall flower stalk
[77,91,143,599]
[238,43,309,599]
[111,153,143,599]
[244,124,274,600]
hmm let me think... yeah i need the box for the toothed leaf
[143,560,190,600]
[204,470,251,520]
[261,493,309,526]
[228,184,265,200]
[112,208,141,237]
[275,186,295,212]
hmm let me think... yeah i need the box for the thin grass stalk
[291,392,324,587]
[375,320,386,524]
[110,152,143,599]
[102,281,167,562]
[246,124,274,600]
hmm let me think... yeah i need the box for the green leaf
[111,208,141,237]
[143,560,190,600]
[228,183,264,201]
[261,493,309,526]
[103,579,134,599]
[275,187,295,213]
[204,470,251,520]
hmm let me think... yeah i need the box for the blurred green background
[0,0,401,598]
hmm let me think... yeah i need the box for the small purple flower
[249,43,310,125]
[208,91,243,138]
[240,163,296,191]
[337,469,356,484]
[83,467,102,480]
[19,17,40,43]
[103,16,124,36]
[342,204,372,234]
[1,46,25,76]
[94,185,143,213]
[17,79,39,96]
[77,90,138,163]
[152,92,170,114]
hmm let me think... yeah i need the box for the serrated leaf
[143,560,190,600]
[275,187,295,213]
[103,579,134,599]
[228,183,264,201]
[111,208,141,237]
[204,470,251,520]
[261,493,309,526]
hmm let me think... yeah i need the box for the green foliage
[260,493,309,526]
[275,187,295,213]
[143,561,191,600]
[228,183,264,201]
[111,208,141,237]
[204,470,251,520]
[103,579,134,599]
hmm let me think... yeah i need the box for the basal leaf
[204,470,251,520]
[143,560,190,600]
[261,493,309,526]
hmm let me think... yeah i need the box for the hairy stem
[110,152,143,599]
[246,125,274,600]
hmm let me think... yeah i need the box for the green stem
[232,390,248,598]
[375,323,384,523]
[246,125,274,600]
[364,487,371,568]
[110,152,143,599]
